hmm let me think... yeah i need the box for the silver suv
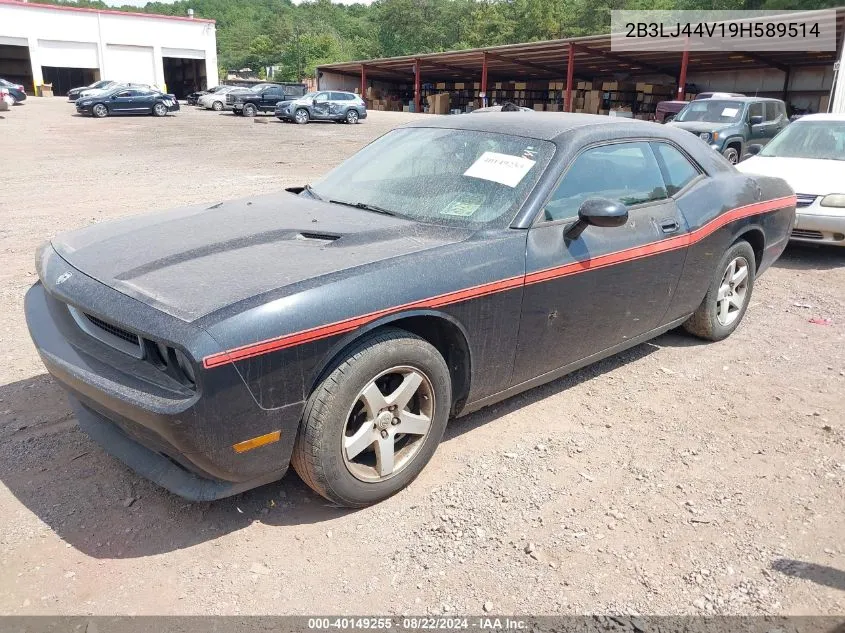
[275,90,368,125]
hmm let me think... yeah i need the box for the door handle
[659,218,680,234]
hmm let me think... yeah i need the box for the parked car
[471,105,533,113]
[67,80,119,102]
[737,113,845,247]
[75,86,179,118]
[0,78,27,105]
[0,87,9,111]
[669,97,788,164]
[274,90,367,123]
[198,86,248,111]
[230,83,308,117]
[25,113,795,505]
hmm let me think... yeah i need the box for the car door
[329,92,349,118]
[312,92,331,119]
[109,89,137,113]
[747,101,770,145]
[511,140,689,384]
[261,86,284,110]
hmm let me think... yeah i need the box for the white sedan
[198,86,240,111]
[737,113,845,247]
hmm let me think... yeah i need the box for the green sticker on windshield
[442,195,484,217]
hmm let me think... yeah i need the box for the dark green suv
[668,97,788,164]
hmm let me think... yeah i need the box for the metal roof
[319,8,845,82]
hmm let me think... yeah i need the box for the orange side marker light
[233,430,281,453]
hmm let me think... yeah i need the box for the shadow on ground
[773,243,845,272]
[0,339,660,559]
[771,558,845,592]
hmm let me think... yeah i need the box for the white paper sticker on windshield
[463,152,536,188]
[721,107,739,117]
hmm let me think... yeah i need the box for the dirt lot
[1,98,843,616]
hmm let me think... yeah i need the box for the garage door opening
[41,67,100,96]
[163,57,206,99]
[0,44,33,94]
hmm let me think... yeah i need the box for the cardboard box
[436,82,446,90]
[514,82,527,90]
[546,103,560,112]
[533,104,545,111]
[454,82,465,90]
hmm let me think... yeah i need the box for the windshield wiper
[328,199,400,217]
[303,184,324,201]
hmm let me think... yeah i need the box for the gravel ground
[0,99,843,616]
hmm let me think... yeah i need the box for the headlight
[820,194,845,208]
[699,132,711,142]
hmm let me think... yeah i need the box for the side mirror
[746,143,763,156]
[749,115,763,125]
[566,198,629,239]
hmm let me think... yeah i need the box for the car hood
[736,156,845,195]
[668,121,736,134]
[50,192,473,322]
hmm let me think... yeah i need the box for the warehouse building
[0,0,218,98]
[317,8,845,117]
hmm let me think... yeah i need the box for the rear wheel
[345,109,359,124]
[152,102,168,117]
[683,240,756,341]
[294,108,309,124]
[291,328,451,507]
[211,100,224,111]
[92,103,108,118]
[242,103,257,117]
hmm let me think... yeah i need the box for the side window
[543,142,667,222]
[765,102,786,123]
[116,90,133,98]
[315,92,328,103]
[748,102,764,122]
[265,87,283,98]
[651,143,701,196]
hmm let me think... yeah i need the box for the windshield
[760,120,845,161]
[307,127,554,228]
[676,100,745,123]
[91,80,111,89]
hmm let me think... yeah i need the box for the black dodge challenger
[25,114,795,506]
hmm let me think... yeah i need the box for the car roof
[791,113,845,122]
[698,96,782,103]
[402,112,649,141]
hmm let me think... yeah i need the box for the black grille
[791,228,824,240]
[795,194,817,208]
[84,313,140,345]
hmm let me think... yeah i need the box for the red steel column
[480,52,488,107]
[360,64,367,98]
[564,43,575,112]
[677,40,690,100]
[414,58,421,113]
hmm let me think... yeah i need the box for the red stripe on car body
[202,195,795,369]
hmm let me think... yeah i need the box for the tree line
[46,0,841,82]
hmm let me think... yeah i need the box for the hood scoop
[295,231,341,243]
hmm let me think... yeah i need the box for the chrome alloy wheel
[342,366,435,482]
[716,256,749,326]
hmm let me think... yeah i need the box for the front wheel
[242,103,257,117]
[212,100,224,111]
[722,146,740,164]
[291,328,451,507]
[345,109,359,124]
[92,103,108,118]
[152,102,168,117]
[683,240,756,341]
[294,108,309,124]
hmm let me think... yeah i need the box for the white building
[0,0,218,98]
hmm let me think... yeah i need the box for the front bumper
[24,251,301,499]
[792,200,845,246]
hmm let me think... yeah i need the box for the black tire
[683,240,756,341]
[242,103,257,117]
[92,103,108,118]
[291,328,451,507]
[345,109,359,124]
[722,146,740,164]
[294,108,309,124]
[211,100,224,111]
[152,102,168,117]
